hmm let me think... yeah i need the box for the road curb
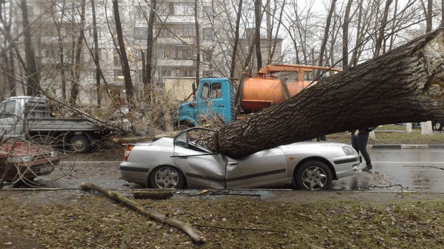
[369,144,444,149]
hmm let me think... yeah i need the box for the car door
[225,147,288,189]
[171,129,227,189]
[0,99,21,139]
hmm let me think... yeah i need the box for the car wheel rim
[155,167,179,189]
[301,166,327,190]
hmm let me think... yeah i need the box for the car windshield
[174,128,216,153]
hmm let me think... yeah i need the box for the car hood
[0,141,53,157]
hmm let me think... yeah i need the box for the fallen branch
[80,182,205,243]
[192,224,286,233]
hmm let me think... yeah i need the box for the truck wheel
[70,135,91,153]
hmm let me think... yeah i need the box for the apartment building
[5,0,281,105]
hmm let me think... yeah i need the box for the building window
[135,6,145,19]
[114,70,124,81]
[176,46,195,59]
[157,26,173,38]
[203,6,212,17]
[162,69,172,77]
[202,28,213,41]
[27,5,34,19]
[203,50,212,62]
[157,3,169,15]
[135,27,147,40]
[114,51,121,66]
[177,24,195,38]
[156,46,171,58]
[174,2,194,16]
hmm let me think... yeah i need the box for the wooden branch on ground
[80,182,205,243]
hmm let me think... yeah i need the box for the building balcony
[156,58,194,67]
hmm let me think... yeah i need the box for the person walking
[351,127,376,171]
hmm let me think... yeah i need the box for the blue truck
[178,78,236,127]
[178,64,340,127]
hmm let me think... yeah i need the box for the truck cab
[178,78,235,127]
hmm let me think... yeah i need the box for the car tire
[294,160,332,190]
[434,122,442,131]
[70,135,91,153]
[150,166,185,189]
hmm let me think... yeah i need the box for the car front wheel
[434,122,442,131]
[150,166,185,189]
[294,160,332,190]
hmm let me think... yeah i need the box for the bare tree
[68,0,86,106]
[91,0,101,106]
[229,0,243,79]
[212,29,444,158]
[342,0,353,69]
[145,0,156,96]
[112,0,133,105]
[319,0,337,67]
[194,0,200,86]
[0,0,16,97]
[375,0,393,57]
[254,0,262,70]
[20,0,40,96]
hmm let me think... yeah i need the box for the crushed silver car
[120,128,359,190]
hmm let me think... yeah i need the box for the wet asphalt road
[23,148,444,193]
[331,148,444,192]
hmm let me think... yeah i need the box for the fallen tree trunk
[213,28,444,158]
[80,182,205,243]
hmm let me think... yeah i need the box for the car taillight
[124,145,135,162]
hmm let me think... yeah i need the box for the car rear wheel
[294,160,332,190]
[150,166,185,189]
[434,122,442,131]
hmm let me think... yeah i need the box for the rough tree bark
[319,0,337,67]
[374,0,393,57]
[69,0,86,106]
[91,0,101,106]
[254,0,262,70]
[20,0,40,96]
[145,0,156,95]
[212,28,444,158]
[342,0,353,70]
[229,0,243,79]
[112,0,134,105]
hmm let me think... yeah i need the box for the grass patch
[2,193,444,248]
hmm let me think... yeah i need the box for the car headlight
[342,146,356,156]
[51,151,58,157]
[6,155,35,163]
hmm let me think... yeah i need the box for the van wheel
[70,135,91,153]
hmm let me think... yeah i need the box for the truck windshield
[201,83,222,99]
